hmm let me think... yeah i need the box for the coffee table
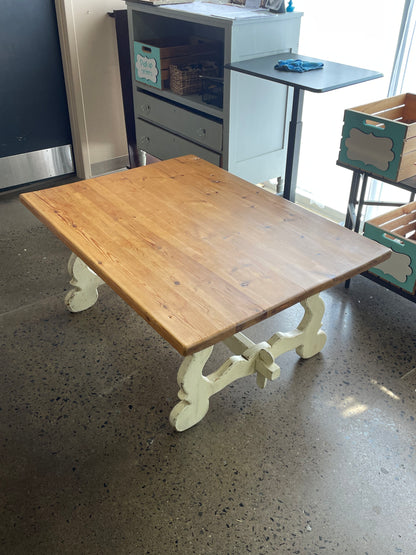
[20,156,390,431]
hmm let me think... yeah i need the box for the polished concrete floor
[1,185,415,555]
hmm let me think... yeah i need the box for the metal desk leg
[355,172,369,233]
[345,170,368,288]
[283,87,304,203]
[345,170,361,229]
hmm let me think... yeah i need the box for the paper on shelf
[162,2,273,19]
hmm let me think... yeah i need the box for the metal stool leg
[354,173,369,233]
[345,170,361,230]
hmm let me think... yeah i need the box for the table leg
[355,172,369,233]
[283,87,304,203]
[170,293,327,431]
[345,170,361,230]
[345,170,367,289]
[65,253,105,312]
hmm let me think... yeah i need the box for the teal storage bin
[363,201,416,295]
[338,93,416,182]
[133,37,221,91]
[134,40,165,89]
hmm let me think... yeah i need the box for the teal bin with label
[338,93,416,183]
[134,41,163,89]
[363,201,416,295]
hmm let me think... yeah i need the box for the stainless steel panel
[0,145,74,190]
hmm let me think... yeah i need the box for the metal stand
[283,88,304,203]
[341,163,416,293]
[343,166,416,234]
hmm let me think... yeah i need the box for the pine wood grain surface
[20,155,391,355]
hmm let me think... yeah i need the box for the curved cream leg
[169,346,214,432]
[267,293,327,360]
[65,253,105,312]
[296,294,327,358]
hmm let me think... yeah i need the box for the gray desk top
[225,52,383,93]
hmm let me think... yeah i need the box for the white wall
[56,0,129,179]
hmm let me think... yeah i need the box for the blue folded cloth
[274,59,324,73]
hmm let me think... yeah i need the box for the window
[293,0,408,221]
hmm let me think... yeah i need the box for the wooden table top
[20,155,390,356]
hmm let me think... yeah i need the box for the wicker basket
[170,60,219,96]
[201,75,224,108]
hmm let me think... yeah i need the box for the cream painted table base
[65,253,326,431]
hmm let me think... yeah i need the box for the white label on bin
[136,54,158,84]
[374,251,412,283]
[345,128,394,171]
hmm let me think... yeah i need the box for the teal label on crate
[364,222,416,294]
[338,110,407,180]
[134,42,161,88]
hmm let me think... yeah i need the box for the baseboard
[0,145,74,190]
[91,155,130,177]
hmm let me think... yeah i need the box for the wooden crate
[338,93,416,182]
[363,201,416,294]
[134,37,220,90]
